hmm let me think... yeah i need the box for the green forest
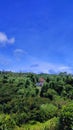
[0,71,73,130]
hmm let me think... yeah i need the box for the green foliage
[40,82,49,97]
[44,88,57,100]
[19,117,59,130]
[59,102,73,130]
[37,104,58,122]
[0,114,16,130]
[0,71,73,129]
[14,112,29,126]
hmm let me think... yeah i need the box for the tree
[59,102,73,130]
[46,89,57,100]
[40,82,49,97]
[0,114,16,130]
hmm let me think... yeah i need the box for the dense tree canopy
[0,71,73,130]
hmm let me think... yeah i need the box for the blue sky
[0,0,73,73]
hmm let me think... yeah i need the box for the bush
[37,104,58,122]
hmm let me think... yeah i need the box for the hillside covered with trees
[0,71,73,130]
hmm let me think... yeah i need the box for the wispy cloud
[0,32,15,46]
[30,64,39,68]
[14,49,27,54]
[14,49,28,61]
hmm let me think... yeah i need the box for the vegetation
[0,71,73,130]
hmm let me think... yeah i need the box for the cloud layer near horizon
[0,51,72,74]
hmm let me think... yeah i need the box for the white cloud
[14,49,26,54]
[0,32,15,45]
[7,38,15,44]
